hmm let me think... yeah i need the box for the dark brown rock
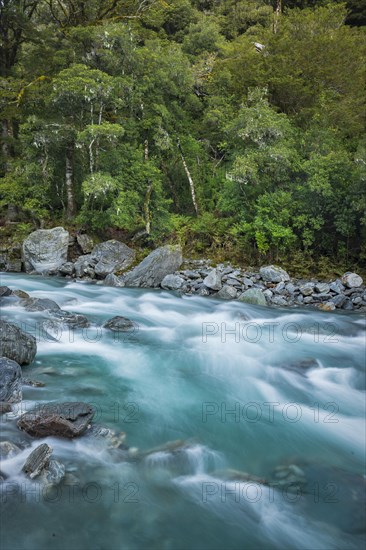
[17,402,95,438]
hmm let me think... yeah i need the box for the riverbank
[1,226,365,312]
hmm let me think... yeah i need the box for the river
[0,273,365,550]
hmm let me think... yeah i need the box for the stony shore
[1,226,365,312]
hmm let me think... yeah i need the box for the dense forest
[0,0,365,271]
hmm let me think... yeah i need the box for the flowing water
[0,273,365,550]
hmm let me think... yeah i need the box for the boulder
[238,288,267,306]
[314,282,330,294]
[103,316,136,332]
[0,320,37,365]
[161,274,185,290]
[91,240,135,277]
[0,402,12,414]
[341,272,363,289]
[76,233,94,254]
[203,268,222,291]
[0,357,22,403]
[23,227,69,273]
[330,280,345,294]
[59,262,75,276]
[124,245,183,288]
[331,294,347,308]
[259,265,290,283]
[0,286,12,297]
[47,310,90,328]
[23,297,60,312]
[22,378,45,388]
[18,402,95,438]
[216,285,238,300]
[74,255,96,278]
[299,283,314,296]
[104,273,125,287]
[22,443,53,479]
[12,289,29,299]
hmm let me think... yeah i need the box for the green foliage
[0,0,364,272]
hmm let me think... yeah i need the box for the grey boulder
[92,240,135,277]
[216,285,238,300]
[22,297,60,312]
[341,272,363,289]
[0,320,37,365]
[0,357,22,403]
[76,233,94,254]
[103,316,136,332]
[23,227,69,273]
[104,273,125,287]
[259,265,290,283]
[161,274,185,290]
[203,268,222,291]
[238,288,267,306]
[124,245,183,288]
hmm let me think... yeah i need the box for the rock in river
[103,316,136,332]
[22,443,53,479]
[0,320,37,365]
[0,357,22,403]
[18,402,95,438]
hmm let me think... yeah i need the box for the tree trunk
[273,0,282,34]
[143,139,152,234]
[65,144,76,219]
[177,139,199,215]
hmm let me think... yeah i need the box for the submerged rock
[0,441,21,458]
[0,402,12,414]
[282,358,319,374]
[23,227,69,273]
[85,424,127,449]
[103,316,136,332]
[0,321,37,365]
[213,469,268,485]
[0,357,22,402]
[22,297,60,312]
[47,309,90,328]
[22,378,45,388]
[124,245,183,288]
[18,402,95,438]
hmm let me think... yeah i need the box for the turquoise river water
[0,273,365,550]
